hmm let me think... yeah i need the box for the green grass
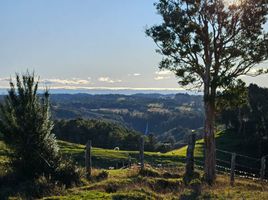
[166,130,261,159]
[0,130,261,171]
[58,140,184,168]
[2,132,268,200]
[39,167,268,200]
[43,191,111,200]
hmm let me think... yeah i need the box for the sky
[0,0,267,92]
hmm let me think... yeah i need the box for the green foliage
[53,158,82,187]
[146,0,268,87]
[146,0,268,183]
[216,79,248,112]
[0,73,82,200]
[0,173,66,200]
[54,119,143,151]
[0,72,59,179]
[219,84,268,156]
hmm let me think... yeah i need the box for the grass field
[58,140,185,169]
[40,167,268,200]
[1,131,268,199]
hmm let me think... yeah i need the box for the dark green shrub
[105,182,119,193]
[0,175,64,200]
[96,170,109,181]
[183,171,200,184]
[0,73,60,179]
[189,179,201,195]
[149,178,182,192]
[139,168,160,177]
[162,171,181,179]
[53,158,82,187]
[180,189,198,200]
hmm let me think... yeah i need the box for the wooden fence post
[260,156,266,181]
[128,155,132,168]
[230,153,236,186]
[140,136,144,170]
[185,134,196,178]
[85,140,92,179]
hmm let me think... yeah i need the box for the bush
[179,189,198,200]
[96,170,109,181]
[0,73,60,180]
[139,168,160,177]
[149,178,183,192]
[183,171,200,184]
[189,179,201,195]
[0,174,65,199]
[105,182,119,193]
[162,172,181,179]
[53,158,82,187]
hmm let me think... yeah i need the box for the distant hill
[49,93,204,148]
[0,92,204,149]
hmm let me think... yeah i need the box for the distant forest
[1,86,267,154]
[49,93,204,151]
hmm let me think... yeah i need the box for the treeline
[219,84,268,157]
[54,119,159,151]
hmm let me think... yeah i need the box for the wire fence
[135,148,268,182]
[84,139,268,183]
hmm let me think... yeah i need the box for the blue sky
[0,0,267,91]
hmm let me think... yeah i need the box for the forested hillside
[218,84,268,157]
[50,93,204,149]
[54,119,159,151]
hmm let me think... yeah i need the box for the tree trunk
[238,108,242,135]
[204,90,216,185]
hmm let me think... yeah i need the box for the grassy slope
[0,130,246,169]
[41,167,268,200]
[58,140,184,168]
[2,131,268,199]
[166,130,259,158]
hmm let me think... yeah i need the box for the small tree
[0,72,59,179]
[146,0,268,184]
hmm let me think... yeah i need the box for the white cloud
[154,70,172,80]
[155,70,172,76]
[47,86,184,91]
[127,73,141,77]
[154,76,171,81]
[41,78,91,85]
[0,77,13,82]
[98,77,122,83]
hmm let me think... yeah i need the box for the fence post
[260,156,266,181]
[85,140,92,179]
[230,153,236,186]
[128,155,132,168]
[185,134,196,178]
[140,136,144,170]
